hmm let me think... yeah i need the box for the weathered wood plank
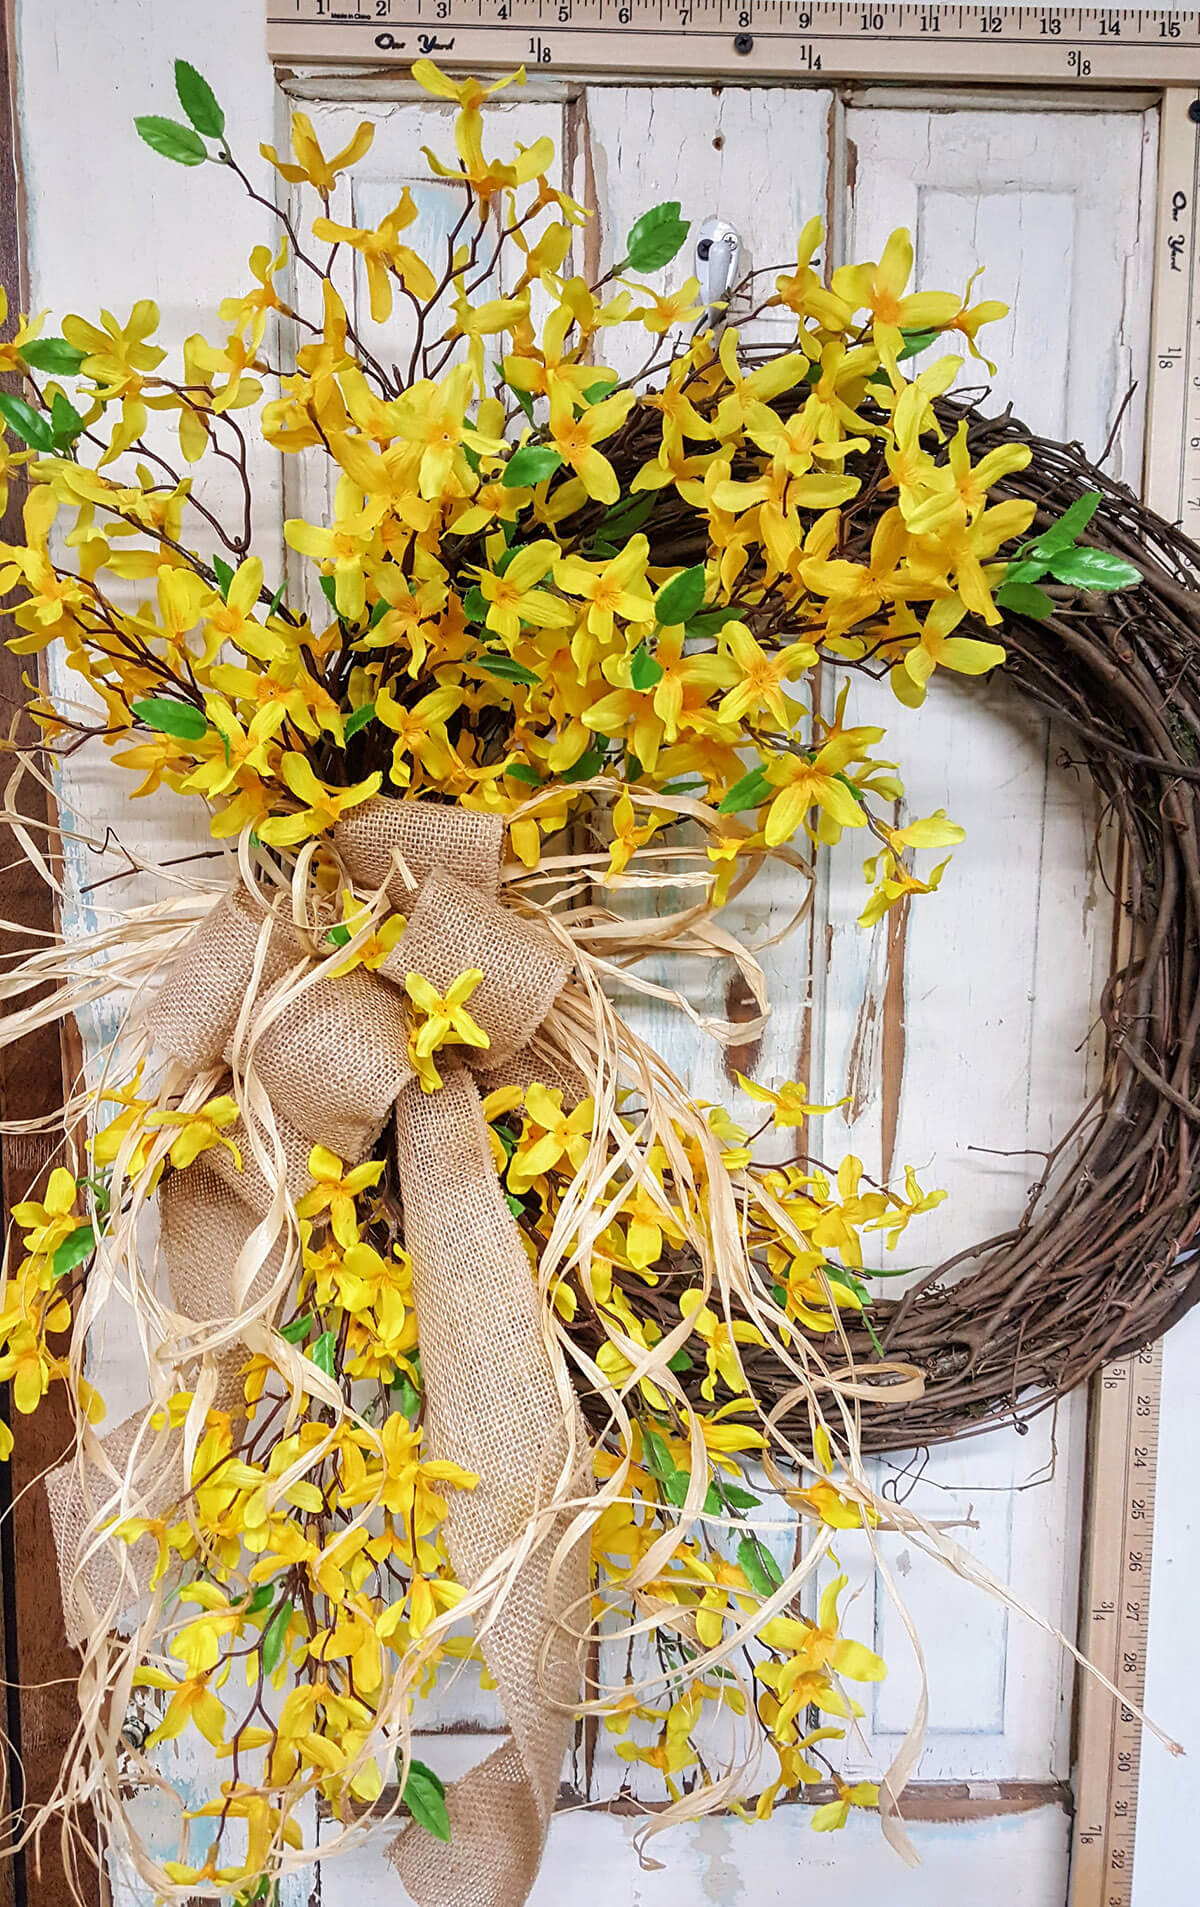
[0,4,97,1900]
[808,99,1155,1791]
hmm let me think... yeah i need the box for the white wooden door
[9,3,1175,1902]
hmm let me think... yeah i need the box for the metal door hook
[695,217,742,334]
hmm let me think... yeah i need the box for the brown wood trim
[0,7,100,1903]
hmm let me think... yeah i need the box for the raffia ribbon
[44,798,593,1907]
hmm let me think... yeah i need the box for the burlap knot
[44,797,594,1907]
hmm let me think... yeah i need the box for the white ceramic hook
[694,217,742,333]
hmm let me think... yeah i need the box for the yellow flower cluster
[0,59,1038,927]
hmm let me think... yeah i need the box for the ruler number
[1136,1392,1153,1417]
[980,11,1003,32]
[861,9,885,29]
[1040,11,1062,30]
[1161,13,1183,34]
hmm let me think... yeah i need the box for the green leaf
[862,1310,887,1360]
[261,1599,293,1675]
[825,1264,871,1305]
[894,328,940,363]
[131,696,208,741]
[505,1190,526,1218]
[266,579,288,618]
[629,643,663,691]
[504,762,543,786]
[0,392,55,452]
[310,1330,337,1378]
[174,59,224,139]
[599,491,655,538]
[561,743,607,783]
[134,115,209,167]
[662,1470,722,1516]
[686,606,743,639]
[18,337,86,375]
[719,1481,761,1511]
[212,554,235,600]
[462,585,489,623]
[995,579,1054,622]
[78,1173,110,1218]
[738,1535,783,1599]
[661,1469,691,1510]
[718,765,773,815]
[244,1583,276,1616]
[654,564,706,628]
[834,769,866,807]
[641,1426,720,1514]
[325,924,352,949]
[393,1370,422,1419]
[344,700,376,740]
[279,1313,314,1344]
[624,200,690,273]
[50,391,85,444]
[582,377,618,405]
[502,443,563,489]
[1047,547,1142,592]
[666,1346,694,1374]
[639,1423,677,1484]
[499,371,534,425]
[1029,488,1101,558]
[473,655,540,687]
[368,596,390,628]
[1001,557,1051,587]
[52,1225,95,1279]
[318,574,341,615]
[402,1759,451,1843]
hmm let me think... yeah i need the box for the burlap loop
[389,1068,588,1907]
[335,796,505,904]
[390,868,571,1066]
[46,796,589,1905]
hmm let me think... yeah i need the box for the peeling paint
[880,893,910,1185]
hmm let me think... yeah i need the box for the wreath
[0,54,1187,1907]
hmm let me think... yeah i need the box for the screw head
[733,31,754,54]
[1189,98,1200,124]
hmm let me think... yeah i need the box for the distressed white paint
[9,3,1195,1899]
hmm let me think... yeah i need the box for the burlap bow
[45,798,594,1907]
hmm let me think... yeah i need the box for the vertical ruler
[1070,1343,1163,1907]
[1070,88,1195,1907]
[1145,85,1200,541]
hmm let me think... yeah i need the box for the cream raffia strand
[7,779,1181,1907]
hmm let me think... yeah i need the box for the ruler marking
[268,0,1200,74]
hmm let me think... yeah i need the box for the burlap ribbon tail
[45,798,593,1907]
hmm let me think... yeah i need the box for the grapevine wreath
[0,55,1194,1907]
